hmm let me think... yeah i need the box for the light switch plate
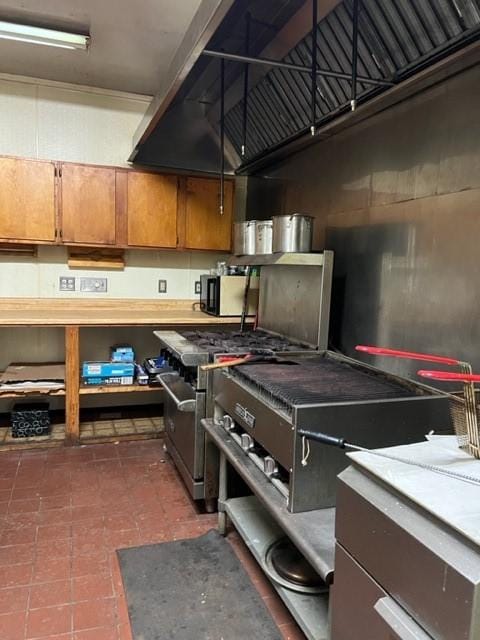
[80,277,107,293]
[195,281,201,295]
[59,276,75,292]
[158,279,167,294]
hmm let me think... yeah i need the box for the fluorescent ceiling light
[0,21,89,50]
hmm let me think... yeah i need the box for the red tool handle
[355,345,460,366]
[217,355,247,363]
[418,370,480,382]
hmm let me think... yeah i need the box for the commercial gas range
[154,252,333,504]
[212,351,452,512]
[154,329,312,504]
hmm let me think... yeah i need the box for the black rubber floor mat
[117,529,282,640]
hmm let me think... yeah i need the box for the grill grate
[179,330,307,356]
[234,355,417,414]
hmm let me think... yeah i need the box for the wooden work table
[0,298,246,326]
[0,298,248,449]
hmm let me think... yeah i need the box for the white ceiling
[0,0,203,95]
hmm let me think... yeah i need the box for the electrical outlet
[195,281,201,295]
[158,279,167,294]
[80,277,107,293]
[59,276,75,292]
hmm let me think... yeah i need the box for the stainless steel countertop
[349,436,480,547]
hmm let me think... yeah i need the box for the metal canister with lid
[255,219,273,254]
[233,220,256,256]
[272,214,313,253]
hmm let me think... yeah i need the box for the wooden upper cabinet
[0,157,56,242]
[127,172,178,248]
[184,177,234,251]
[60,164,116,245]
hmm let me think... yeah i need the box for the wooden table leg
[65,326,80,445]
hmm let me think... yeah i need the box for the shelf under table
[225,495,330,640]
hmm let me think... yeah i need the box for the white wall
[0,246,220,299]
[0,73,150,166]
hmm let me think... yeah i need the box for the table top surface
[0,298,251,327]
[349,436,480,547]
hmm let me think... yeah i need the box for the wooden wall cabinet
[126,172,178,248]
[0,157,56,242]
[183,177,233,251]
[60,164,117,245]
[0,155,234,251]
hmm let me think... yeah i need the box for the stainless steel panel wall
[249,63,480,380]
[258,264,329,348]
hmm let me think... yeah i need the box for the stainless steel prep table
[331,437,480,640]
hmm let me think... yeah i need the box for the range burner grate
[179,330,306,356]
[234,355,417,414]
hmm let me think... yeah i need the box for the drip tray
[264,538,328,595]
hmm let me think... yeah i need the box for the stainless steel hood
[130,0,480,175]
[129,0,308,173]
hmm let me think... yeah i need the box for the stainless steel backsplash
[246,63,480,380]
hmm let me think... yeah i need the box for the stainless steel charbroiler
[212,351,452,512]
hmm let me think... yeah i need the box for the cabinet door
[0,157,56,242]
[127,172,178,248]
[185,177,233,250]
[61,164,116,245]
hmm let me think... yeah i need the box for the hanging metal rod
[311,0,318,135]
[219,56,225,216]
[351,0,360,111]
[241,12,251,157]
[202,49,393,87]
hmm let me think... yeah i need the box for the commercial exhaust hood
[130,0,480,176]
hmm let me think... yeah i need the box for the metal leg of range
[218,451,228,536]
[204,432,220,512]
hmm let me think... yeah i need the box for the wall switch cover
[59,276,75,291]
[80,277,107,293]
[158,279,167,294]
[195,281,201,295]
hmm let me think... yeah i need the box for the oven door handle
[157,373,196,412]
[374,597,431,640]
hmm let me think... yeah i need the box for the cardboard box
[110,344,135,363]
[82,362,135,378]
[81,376,134,386]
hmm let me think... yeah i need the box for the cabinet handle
[374,597,431,640]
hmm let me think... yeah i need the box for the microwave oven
[200,275,259,317]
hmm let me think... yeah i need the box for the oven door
[158,373,206,480]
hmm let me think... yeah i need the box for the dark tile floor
[0,440,304,640]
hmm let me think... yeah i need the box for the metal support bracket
[241,12,251,157]
[351,0,360,111]
[311,0,318,135]
[219,56,225,216]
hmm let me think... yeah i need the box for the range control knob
[263,456,278,477]
[240,433,254,452]
[221,415,235,432]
